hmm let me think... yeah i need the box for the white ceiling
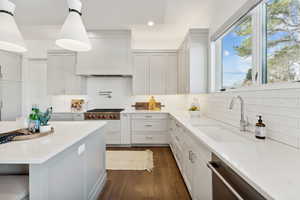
[10,0,241,49]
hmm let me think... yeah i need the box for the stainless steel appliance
[84,109,124,120]
[207,153,266,200]
[84,109,124,145]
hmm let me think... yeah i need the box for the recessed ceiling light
[147,21,155,27]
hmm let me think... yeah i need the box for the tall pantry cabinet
[0,50,22,120]
[178,29,209,94]
[133,51,178,95]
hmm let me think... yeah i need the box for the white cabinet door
[166,53,178,94]
[133,54,149,95]
[47,54,66,95]
[76,31,132,75]
[177,29,208,94]
[47,53,86,95]
[64,55,86,95]
[121,113,131,145]
[133,52,177,95]
[0,81,22,121]
[182,132,194,193]
[192,150,212,200]
[0,51,22,82]
[149,54,166,95]
[104,121,121,145]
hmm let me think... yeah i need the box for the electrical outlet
[78,144,85,156]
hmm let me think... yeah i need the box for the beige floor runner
[106,150,154,172]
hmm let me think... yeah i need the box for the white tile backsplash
[51,77,188,113]
[196,88,300,149]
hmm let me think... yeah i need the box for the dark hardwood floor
[98,147,191,200]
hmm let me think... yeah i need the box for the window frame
[211,0,300,93]
[216,10,258,90]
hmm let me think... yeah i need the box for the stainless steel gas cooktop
[84,109,124,120]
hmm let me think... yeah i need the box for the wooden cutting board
[132,102,164,110]
[0,128,54,142]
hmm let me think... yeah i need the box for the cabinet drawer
[132,134,169,144]
[132,131,167,136]
[131,113,168,119]
[132,119,167,131]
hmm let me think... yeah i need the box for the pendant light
[0,0,27,53]
[56,0,91,52]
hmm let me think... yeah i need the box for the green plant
[38,107,53,126]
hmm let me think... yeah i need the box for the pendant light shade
[0,0,27,53]
[56,0,91,52]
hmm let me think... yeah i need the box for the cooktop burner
[84,108,124,120]
[87,109,124,113]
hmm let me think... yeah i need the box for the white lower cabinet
[104,121,121,145]
[129,113,169,145]
[191,145,212,200]
[169,117,212,200]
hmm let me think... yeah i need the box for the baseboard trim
[131,144,169,147]
[88,172,107,200]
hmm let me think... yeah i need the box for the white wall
[86,77,133,109]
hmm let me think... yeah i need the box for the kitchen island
[0,121,107,200]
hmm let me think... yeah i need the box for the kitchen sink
[197,126,244,143]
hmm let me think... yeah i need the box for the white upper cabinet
[133,54,149,95]
[166,54,178,94]
[178,29,208,94]
[0,50,22,82]
[149,54,167,95]
[0,81,22,121]
[76,30,132,76]
[0,50,22,121]
[133,51,178,95]
[47,52,87,95]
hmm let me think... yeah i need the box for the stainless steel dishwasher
[207,153,266,200]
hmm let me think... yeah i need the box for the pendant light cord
[0,10,13,16]
[69,8,82,16]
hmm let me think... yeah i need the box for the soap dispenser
[255,115,266,139]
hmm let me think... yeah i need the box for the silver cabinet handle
[190,152,196,163]
[207,162,244,200]
[145,124,153,127]
[188,151,192,161]
[145,115,153,118]
[146,136,153,139]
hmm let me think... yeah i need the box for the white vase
[189,111,201,118]
[40,125,52,133]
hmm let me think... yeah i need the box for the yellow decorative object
[189,106,200,111]
[148,96,158,111]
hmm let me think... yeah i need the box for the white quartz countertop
[168,111,300,200]
[0,121,106,164]
[121,109,169,114]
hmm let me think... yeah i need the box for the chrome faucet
[229,96,248,132]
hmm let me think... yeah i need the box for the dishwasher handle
[207,161,244,200]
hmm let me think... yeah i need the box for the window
[265,0,300,83]
[221,16,253,89]
[213,0,300,91]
